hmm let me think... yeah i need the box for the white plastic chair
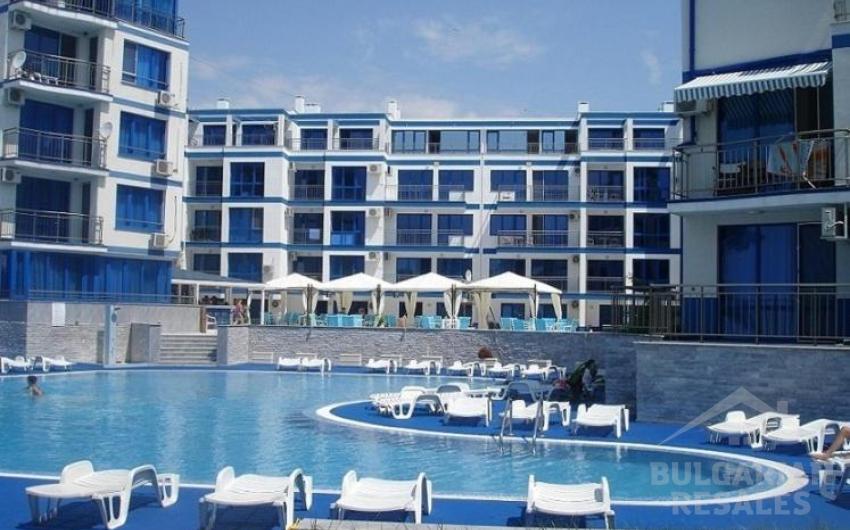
[332,470,431,524]
[815,453,850,501]
[42,356,74,372]
[276,357,302,371]
[443,396,491,426]
[365,358,397,374]
[573,404,630,438]
[526,475,615,529]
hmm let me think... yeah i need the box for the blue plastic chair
[512,319,528,331]
[458,317,471,329]
[327,314,342,327]
[500,317,514,330]
[351,315,363,327]
[384,315,397,327]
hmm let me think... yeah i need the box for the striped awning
[674,61,832,103]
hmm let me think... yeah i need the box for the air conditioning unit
[674,99,713,116]
[447,235,464,246]
[154,159,175,176]
[570,300,580,309]
[498,190,516,202]
[5,88,24,106]
[1,168,21,184]
[448,189,465,201]
[262,264,274,279]
[368,208,381,218]
[568,212,577,220]
[367,251,380,261]
[150,233,168,249]
[571,255,580,264]
[367,163,383,176]
[10,11,32,31]
[156,91,178,108]
[822,205,848,240]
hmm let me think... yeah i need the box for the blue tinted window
[396,258,431,279]
[633,214,669,248]
[229,208,263,243]
[332,167,366,201]
[490,215,526,235]
[230,163,264,197]
[330,211,365,246]
[116,185,163,231]
[489,259,525,276]
[202,125,226,146]
[119,112,166,161]
[634,167,670,202]
[632,259,670,286]
[195,166,222,196]
[392,130,426,153]
[437,258,472,279]
[491,170,526,199]
[193,254,221,275]
[329,255,364,279]
[228,253,262,282]
[241,124,276,145]
[122,41,169,90]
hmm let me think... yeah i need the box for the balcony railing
[586,231,625,248]
[0,208,103,245]
[531,276,569,291]
[395,229,433,246]
[672,129,850,200]
[17,0,186,38]
[189,227,221,242]
[389,185,467,202]
[495,185,578,202]
[8,50,110,93]
[632,138,669,151]
[496,230,574,248]
[329,231,363,246]
[290,185,324,201]
[586,276,625,293]
[332,137,381,151]
[427,142,480,154]
[237,132,277,146]
[291,228,323,245]
[286,138,328,151]
[588,138,625,151]
[587,185,625,202]
[611,283,850,344]
[2,128,107,169]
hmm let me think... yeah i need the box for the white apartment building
[0,0,188,302]
[185,98,681,328]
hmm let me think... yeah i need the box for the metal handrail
[587,185,625,202]
[530,276,569,291]
[0,208,103,245]
[189,227,221,242]
[427,142,480,154]
[497,230,572,248]
[291,228,323,245]
[586,276,625,293]
[8,50,110,93]
[588,138,625,150]
[394,229,434,246]
[331,137,382,151]
[290,185,324,201]
[286,138,329,151]
[2,127,107,169]
[586,231,625,248]
[14,0,186,38]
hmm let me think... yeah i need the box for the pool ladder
[499,399,546,451]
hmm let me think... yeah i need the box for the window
[292,169,324,200]
[490,215,526,236]
[339,129,373,149]
[531,260,568,290]
[490,259,525,276]
[396,214,432,245]
[293,257,322,279]
[332,167,366,201]
[229,208,263,243]
[633,128,666,150]
[192,210,221,241]
[587,260,624,292]
[632,259,669,287]
[491,170,526,200]
[292,213,323,244]
[588,215,624,232]
[588,128,624,149]
[718,89,794,145]
[115,0,180,36]
[486,130,528,152]
[122,41,169,90]
[634,167,670,202]
[193,254,221,275]
[633,214,670,248]
[329,255,364,279]
[330,211,365,246]
[437,258,472,280]
[241,124,276,145]
[501,303,525,319]
[392,130,426,153]
[119,112,166,161]
[434,130,479,153]
[532,170,570,201]
[300,129,327,150]
[438,170,474,200]
[542,130,578,153]
[396,258,431,280]
[230,162,264,197]
[116,185,163,231]
[202,125,226,146]
[398,169,433,200]
[437,214,472,245]
[195,166,222,196]
[228,253,262,282]
[24,26,77,86]
[531,215,569,246]
[587,170,624,201]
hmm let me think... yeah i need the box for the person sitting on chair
[813,426,850,460]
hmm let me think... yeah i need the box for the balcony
[611,283,850,344]
[2,128,107,170]
[14,0,186,38]
[586,276,625,293]
[632,138,669,151]
[531,276,569,291]
[7,50,110,94]
[329,231,363,246]
[672,129,850,200]
[237,131,277,146]
[189,227,221,243]
[496,230,574,248]
[290,185,324,201]
[588,138,625,151]
[586,231,625,248]
[286,138,327,151]
[332,137,381,151]
[0,208,103,245]
[587,185,625,202]
[427,142,480,154]
[532,185,575,202]
[395,229,433,246]
[291,228,323,245]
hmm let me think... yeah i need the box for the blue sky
[183,0,681,117]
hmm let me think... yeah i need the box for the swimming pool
[0,370,800,503]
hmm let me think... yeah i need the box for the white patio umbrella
[323,273,395,315]
[468,271,561,320]
[265,273,326,324]
[392,272,467,324]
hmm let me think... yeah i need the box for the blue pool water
[0,370,789,501]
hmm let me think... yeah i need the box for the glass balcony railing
[1,208,103,245]
[587,185,625,202]
[588,138,625,151]
[586,276,625,293]
[496,230,574,248]
[586,231,625,248]
[395,229,434,246]
[290,185,324,201]
[531,276,569,291]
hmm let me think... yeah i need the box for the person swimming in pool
[812,426,850,460]
[25,375,43,397]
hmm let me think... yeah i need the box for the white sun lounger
[488,362,523,378]
[404,359,440,375]
[522,363,554,380]
[26,460,179,530]
[41,356,74,372]
[199,466,313,530]
[276,357,302,371]
[1,355,33,374]
[764,418,847,453]
[502,400,572,433]
[301,357,332,373]
[526,475,615,529]
[443,396,491,426]
[707,411,797,448]
[573,404,630,438]
[814,452,850,500]
[366,358,397,374]
[390,393,444,419]
[371,386,428,414]
[332,470,432,524]
[445,361,483,377]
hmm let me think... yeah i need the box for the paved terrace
[0,365,847,529]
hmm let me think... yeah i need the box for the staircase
[159,334,218,365]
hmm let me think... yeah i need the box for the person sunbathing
[812,426,850,460]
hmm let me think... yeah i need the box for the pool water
[0,370,789,501]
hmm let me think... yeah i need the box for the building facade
[0,0,188,302]
[666,0,850,339]
[185,99,681,327]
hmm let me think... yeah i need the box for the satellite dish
[464,269,472,283]
[99,121,114,139]
[10,51,27,70]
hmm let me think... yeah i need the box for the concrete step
[160,333,218,364]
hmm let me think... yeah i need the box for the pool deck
[1,365,849,529]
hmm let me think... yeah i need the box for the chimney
[216,97,231,110]
[294,95,305,114]
[660,101,675,113]
[387,99,400,119]
[577,101,590,114]
[304,102,322,113]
